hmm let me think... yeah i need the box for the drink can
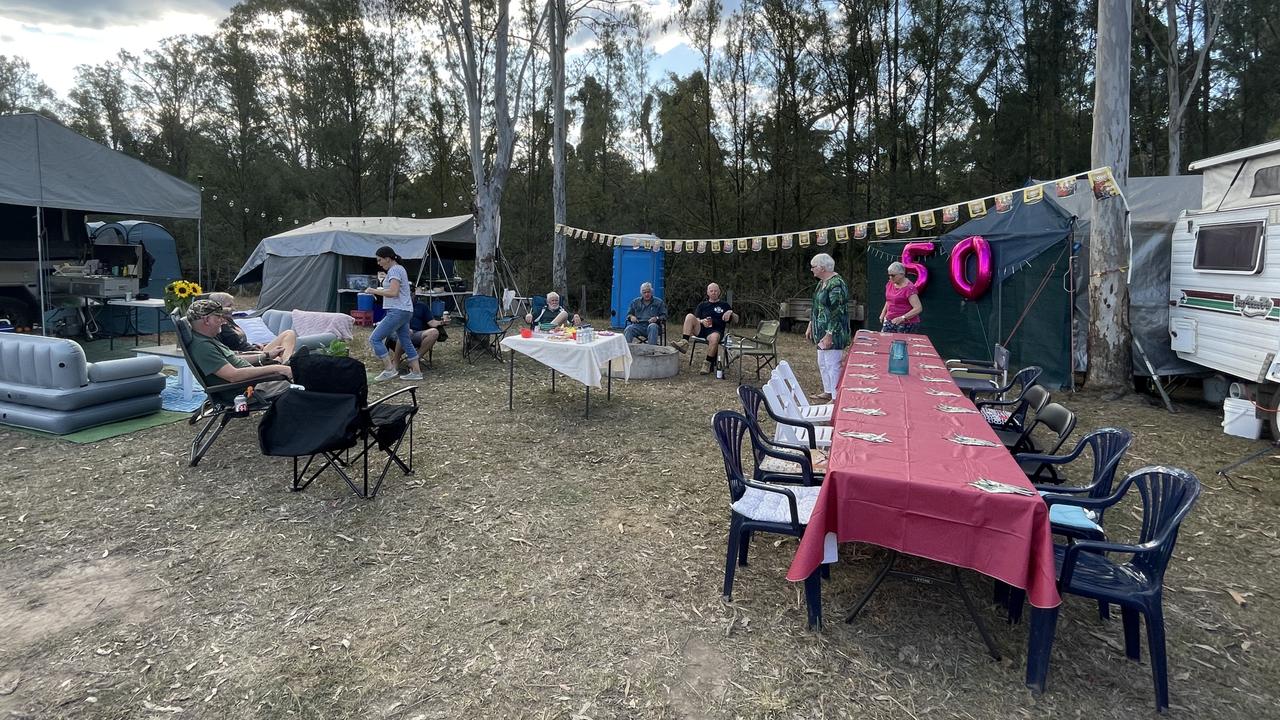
[234,394,248,413]
[716,368,724,380]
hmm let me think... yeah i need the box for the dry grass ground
[0,322,1277,719]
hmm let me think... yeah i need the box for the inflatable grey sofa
[0,333,166,434]
[257,309,338,348]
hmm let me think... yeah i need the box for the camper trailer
[1169,139,1280,435]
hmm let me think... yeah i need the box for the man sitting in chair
[207,291,299,364]
[187,299,293,399]
[671,282,734,375]
[389,292,449,369]
[622,282,668,345]
[525,291,580,327]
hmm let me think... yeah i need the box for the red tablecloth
[786,332,1061,609]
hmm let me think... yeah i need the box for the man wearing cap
[186,299,293,397]
[207,291,298,364]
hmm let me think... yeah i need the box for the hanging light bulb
[410,213,416,218]
[443,202,448,208]
[260,212,266,218]
[229,200,235,207]
[244,207,250,214]
[211,195,218,200]
[427,208,433,213]
[277,216,282,222]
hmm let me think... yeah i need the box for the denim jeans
[371,308,417,360]
[624,322,660,344]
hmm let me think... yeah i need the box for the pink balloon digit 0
[949,235,994,300]
[899,242,934,291]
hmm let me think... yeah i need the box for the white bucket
[1222,397,1263,440]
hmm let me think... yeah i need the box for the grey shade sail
[233,215,475,284]
[0,113,201,218]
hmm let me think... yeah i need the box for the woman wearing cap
[805,253,850,403]
[364,246,423,381]
[879,261,923,333]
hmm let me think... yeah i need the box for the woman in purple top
[879,261,923,333]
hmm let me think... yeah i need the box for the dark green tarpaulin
[865,194,1075,389]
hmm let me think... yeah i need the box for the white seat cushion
[758,448,828,476]
[731,484,821,524]
[237,317,277,345]
[981,407,1012,425]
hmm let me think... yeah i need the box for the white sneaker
[374,369,399,382]
[399,372,423,381]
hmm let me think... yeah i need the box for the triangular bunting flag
[967,199,987,218]
[782,233,794,250]
[874,219,891,237]
[895,216,912,233]
[1090,167,1119,199]
[1055,179,1077,198]
[834,226,848,243]
[737,237,748,252]
[941,205,960,224]
[918,211,936,229]
[994,192,1014,213]
[1023,185,1044,204]
[853,223,868,240]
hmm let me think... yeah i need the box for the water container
[1222,397,1262,440]
[356,293,375,312]
[888,339,909,375]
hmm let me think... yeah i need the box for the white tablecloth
[500,333,632,388]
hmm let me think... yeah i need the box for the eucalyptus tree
[0,55,59,116]
[66,61,139,153]
[1135,0,1224,175]
[1087,0,1133,391]
[439,0,545,297]
[123,35,214,178]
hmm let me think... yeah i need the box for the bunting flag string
[554,166,1121,256]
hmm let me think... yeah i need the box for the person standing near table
[389,289,448,369]
[805,253,850,402]
[365,246,423,382]
[673,283,734,375]
[879,261,923,333]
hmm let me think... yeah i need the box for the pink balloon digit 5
[949,235,994,300]
[899,242,935,291]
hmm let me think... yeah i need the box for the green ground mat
[6,410,189,444]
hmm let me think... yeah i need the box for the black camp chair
[257,354,418,499]
[174,314,289,467]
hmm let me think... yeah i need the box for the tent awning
[0,113,201,218]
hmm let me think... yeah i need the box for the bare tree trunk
[1086,0,1132,391]
[550,0,568,298]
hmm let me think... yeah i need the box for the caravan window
[1252,165,1280,198]
[1193,221,1265,273]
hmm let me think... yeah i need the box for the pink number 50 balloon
[900,242,934,291]
[949,235,993,300]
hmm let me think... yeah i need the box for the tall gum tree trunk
[550,0,568,298]
[1086,0,1132,391]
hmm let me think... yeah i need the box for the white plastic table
[134,344,195,401]
[500,332,632,417]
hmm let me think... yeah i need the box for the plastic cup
[520,327,532,338]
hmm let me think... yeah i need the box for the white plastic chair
[772,361,833,423]
[763,378,833,448]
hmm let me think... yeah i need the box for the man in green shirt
[186,299,293,401]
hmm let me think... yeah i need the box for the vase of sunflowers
[164,279,203,316]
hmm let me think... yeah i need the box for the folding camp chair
[258,354,418,499]
[174,314,288,467]
[462,295,513,362]
[722,320,780,382]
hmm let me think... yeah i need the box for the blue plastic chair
[712,410,822,607]
[1019,427,1134,542]
[1036,466,1202,713]
[462,295,511,363]
[527,295,548,326]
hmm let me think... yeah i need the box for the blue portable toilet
[609,237,665,329]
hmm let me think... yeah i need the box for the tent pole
[197,217,203,289]
[36,207,47,335]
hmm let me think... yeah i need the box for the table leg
[607,359,613,400]
[134,308,140,347]
[551,369,556,393]
[804,568,823,629]
[585,385,590,418]
[508,351,515,410]
[1025,605,1060,693]
[155,307,162,346]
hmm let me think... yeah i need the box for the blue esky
[0,0,714,99]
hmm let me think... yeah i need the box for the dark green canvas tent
[866,194,1075,388]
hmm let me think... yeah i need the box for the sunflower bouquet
[164,279,203,315]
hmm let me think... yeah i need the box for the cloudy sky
[0,0,702,99]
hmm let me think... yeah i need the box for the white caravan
[1169,139,1280,434]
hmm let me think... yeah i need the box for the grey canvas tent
[1051,176,1203,377]
[234,215,475,311]
[0,112,201,328]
